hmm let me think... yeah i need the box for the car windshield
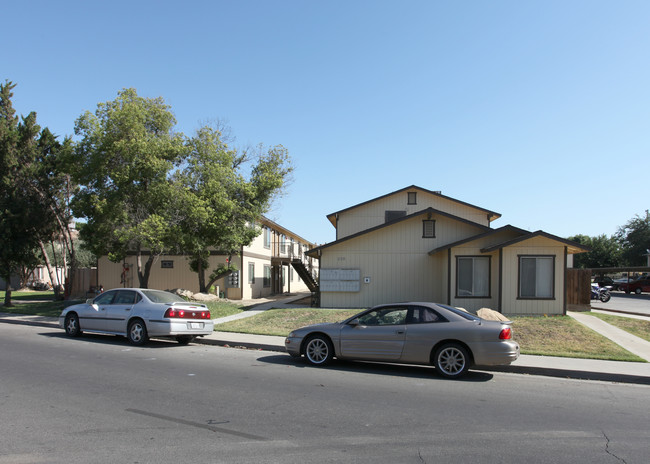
[437,304,482,321]
[141,290,186,304]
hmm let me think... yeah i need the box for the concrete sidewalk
[2,296,650,385]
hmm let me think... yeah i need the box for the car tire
[64,313,82,337]
[304,335,334,366]
[176,335,195,345]
[127,319,149,346]
[434,343,470,379]
[635,288,642,295]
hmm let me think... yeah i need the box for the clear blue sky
[4,0,649,245]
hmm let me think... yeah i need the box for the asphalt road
[2,324,649,464]
[594,291,650,316]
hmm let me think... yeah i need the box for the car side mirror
[348,318,360,326]
[86,298,94,304]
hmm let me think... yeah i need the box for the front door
[339,306,408,361]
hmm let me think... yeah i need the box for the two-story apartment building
[97,216,319,300]
[306,186,588,316]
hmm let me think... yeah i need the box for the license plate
[188,322,204,329]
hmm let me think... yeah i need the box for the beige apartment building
[306,186,588,316]
[97,217,319,300]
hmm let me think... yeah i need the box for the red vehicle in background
[619,277,650,294]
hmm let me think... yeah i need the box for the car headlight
[288,332,295,338]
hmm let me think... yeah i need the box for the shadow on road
[40,331,191,349]
[256,354,495,382]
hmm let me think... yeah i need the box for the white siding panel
[336,190,492,239]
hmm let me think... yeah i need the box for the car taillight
[499,327,512,340]
[164,308,211,319]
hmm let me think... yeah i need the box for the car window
[94,291,116,305]
[406,307,443,324]
[358,307,408,326]
[114,290,137,305]
[141,289,186,304]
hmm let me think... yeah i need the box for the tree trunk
[198,258,206,293]
[136,252,155,288]
[39,241,61,299]
[2,271,13,307]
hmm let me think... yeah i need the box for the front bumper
[284,336,303,357]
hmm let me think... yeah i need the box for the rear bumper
[147,319,215,337]
[471,341,520,366]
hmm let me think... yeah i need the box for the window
[385,210,406,223]
[457,256,490,297]
[358,307,408,326]
[263,227,271,248]
[161,260,173,269]
[408,192,417,205]
[519,256,554,299]
[422,220,435,238]
[406,306,442,323]
[114,290,137,304]
[263,265,271,287]
[248,262,255,284]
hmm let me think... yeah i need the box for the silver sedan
[285,302,519,379]
[59,288,214,345]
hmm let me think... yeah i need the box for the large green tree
[69,88,186,288]
[175,126,293,292]
[568,234,622,269]
[0,81,58,305]
[616,210,650,266]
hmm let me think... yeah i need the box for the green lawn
[216,309,646,362]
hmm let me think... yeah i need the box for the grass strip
[586,312,650,343]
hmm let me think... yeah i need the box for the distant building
[97,216,319,299]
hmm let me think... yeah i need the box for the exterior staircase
[291,259,319,293]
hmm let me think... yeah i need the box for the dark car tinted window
[141,290,186,304]
[94,291,116,305]
[114,291,137,305]
[407,307,444,324]
[437,304,481,321]
[358,307,408,326]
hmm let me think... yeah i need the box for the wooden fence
[566,268,591,312]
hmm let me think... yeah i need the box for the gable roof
[428,225,530,255]
[325,185,501,228]
[307,207,491,258]
[480,230,590,254]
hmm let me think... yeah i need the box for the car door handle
[396,330,405,335]
[124,308,131,311]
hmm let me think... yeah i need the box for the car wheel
[127,319,149,346]
[434,343,470,379]
[64,313,82,337]
[176,335,195,345]
[635,288,642,295]
[304,335,334,366]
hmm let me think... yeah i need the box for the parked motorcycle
[591,283,612,303]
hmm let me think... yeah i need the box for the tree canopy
[616,210,650,266]
[69,88,187,288]
[0,81,60,305]
[174,126,293,292]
